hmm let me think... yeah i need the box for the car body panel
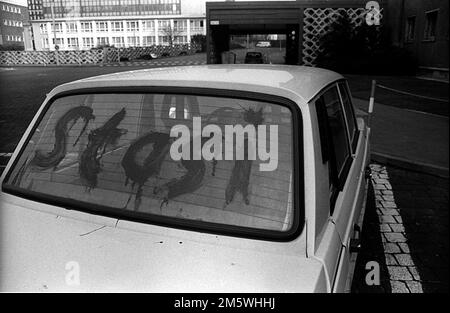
[49,65,343,105]
[0,192,329,292]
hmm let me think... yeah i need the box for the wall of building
[32,17,206,51]
[388,0,449,70]
[0,1,29,49]
[27,0,206,51]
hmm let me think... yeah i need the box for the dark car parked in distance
[244,51,264,64]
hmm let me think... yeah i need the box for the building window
[142,20,155,32]
[127,36,140,47]
[142,36,155,46]
[67,38,79,49]
[173,20,186,31]
[424,10,438,41]
[96,21,108,32]
[50,23,63,33]
[126,21,139,32]
[97,37,109,46]
[66,22,77,33]
[82,37,94,49]
[52,38,63,46]
[81,22,93,32]
[405,16,416,42]
[158,35,170,46]
[40,23,48,34]
[173,35,187,44]
[158,20,170,31]
[112,36,125,47]
[111,21,124,32]
[190,19,204,34]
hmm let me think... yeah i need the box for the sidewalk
[353,98,449,177]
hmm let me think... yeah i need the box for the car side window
[315,85,352,213]
[322,86,350,177]
[338,82,358,152]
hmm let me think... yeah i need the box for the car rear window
[4,92,300,238]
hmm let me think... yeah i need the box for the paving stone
[384,243,401,253]
[391,280,410,293]
[395,254,415,266]
[379,215,397,223]
[373,184,387,190]
[387,266,414,280]
[385,254,398,265]
[382,190,393,195]
[390,224,405,233]
[394,216,403,223]
[374,178,389,184]
[384,232,407,243]
[398,243,410,253]
[381,201,397,209]
[408,267,421,281]
[406,281,423,293]
[379,208,400,216]
[379,224,392,232]
[382,195,395,201]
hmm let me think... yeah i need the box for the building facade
[387,0,449,81]
[28,0,206,51]
[0,0,29,49]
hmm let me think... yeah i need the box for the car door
[312,81,370,292]
[308,84,346,292]
[331,81,371,292]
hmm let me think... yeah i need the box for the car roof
[54,65,344,103]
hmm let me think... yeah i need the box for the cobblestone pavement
[352,164,448,293]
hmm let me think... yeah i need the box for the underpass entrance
[206,0,377,66]
[206,1,302,65]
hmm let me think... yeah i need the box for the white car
[256,41,271,48]
[0,65,370,292]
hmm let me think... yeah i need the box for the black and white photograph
[0,0,448,299]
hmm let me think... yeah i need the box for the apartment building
[28,0,206,51]
[388,0,449,81]
[0,0,29,49]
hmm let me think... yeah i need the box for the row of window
[5,35,22,42]
[42,35,188,48]
[40,20,205,34]
[3,19,23,27]
[405,9,439,42]
[1,4,22,14]
[28,4,42,11]
[39,0,180,18]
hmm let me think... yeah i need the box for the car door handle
[349,224,361,253]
